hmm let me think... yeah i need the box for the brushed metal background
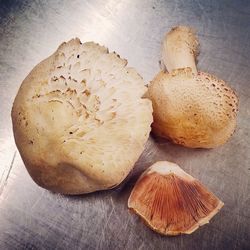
[0,0,250,249]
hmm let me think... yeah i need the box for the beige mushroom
[128,161,224,236]
[148,26,238,148]
[12,38,153,194]
[161,26,199,74]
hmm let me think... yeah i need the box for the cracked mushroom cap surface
[148,68,238,148]
[11,38,153,194]
[128,161,224,236]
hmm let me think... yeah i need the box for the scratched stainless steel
[0,0,250,249]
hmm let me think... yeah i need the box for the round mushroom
[12,38,153,194]
[148,26,238,148]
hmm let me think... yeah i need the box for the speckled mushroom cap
[11,38,153,194]
[148,68,238,148]
[148,26,238,148]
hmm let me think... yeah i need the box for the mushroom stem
[162,26,199,74]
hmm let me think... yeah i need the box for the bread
[11,38,153,194]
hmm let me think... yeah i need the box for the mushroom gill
[128,161,224,236]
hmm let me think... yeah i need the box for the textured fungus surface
[12,38,153,194]
[149,25,238,148]
[148,68,238,148]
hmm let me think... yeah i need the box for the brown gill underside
[128,172,223,235]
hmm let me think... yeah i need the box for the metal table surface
[0,0,250,249]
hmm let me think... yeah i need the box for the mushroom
[161,26,199,74]
[148,26,238,148]
[128,161,224,236]
[12,38,153,194]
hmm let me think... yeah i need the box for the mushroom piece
[161,26,199,74]
[12,38,153,194]
[128,161,224,236]
[148,26,238,148]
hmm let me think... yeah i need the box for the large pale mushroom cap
[148,68,238,148]
[12,38,153,194]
